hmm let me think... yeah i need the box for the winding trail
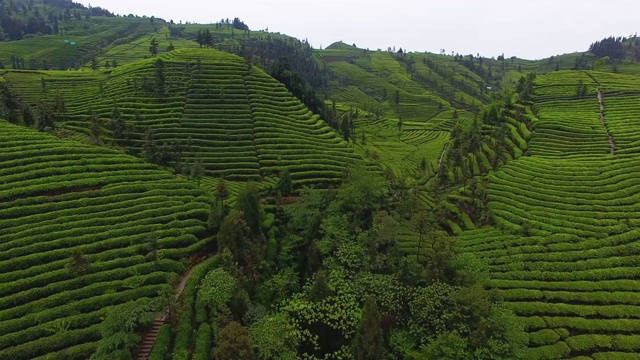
[587,73,616,155]
[135,259,208,360]
[439,144,448,168]
[596,89,616,155]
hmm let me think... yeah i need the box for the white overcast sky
[77,0,640,60]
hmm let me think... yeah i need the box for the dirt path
[597,88,616,155]
[587,73,616,155]
[135,258,209,360]
[439,144,447,169]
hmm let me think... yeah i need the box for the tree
[420,331,470,360]
[36,102,55,131]
[67,249,90,276]
[218,209,252,262]
[394,89,400,106]
[576,80,588,98]
[91,299,159,360]
[198,268,236,313]
[111,105,125,143]
[332,166,389,231]
[411,212,430,262]
[154,58,165,97]
[277,168,293,196]
[190,158,204,184]
[142,127,157,163]
[216,177,230,204]
[196,29,204,47]
[354,296,383,360]
[250,314,299,360]
[235,182,262,236]
[214,321,253,360]
[203,28,213,47]
[149,38,159,56]
[166,42,175,52]
[89,109,101,141]
[419,157,427,175]
[22,105,35,127]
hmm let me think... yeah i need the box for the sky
[77,0,640,60]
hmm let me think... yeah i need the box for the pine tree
[149,38,159,56]
[354,296,383,360]
[111,105,125,143]
[216,177,230,204]
[277,168,293,196]
[89,109,101,141]
[154,58,165,97]
[235,183,262,236]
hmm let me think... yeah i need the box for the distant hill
[2,48,366,187]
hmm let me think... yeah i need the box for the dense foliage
[168,166,527,359]
[589,36,627,60]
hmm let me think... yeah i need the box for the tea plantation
[3,48,364,186]
[460,70,640,359]
[0,120,211,359]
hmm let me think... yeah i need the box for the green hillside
[5,1,640,359]
[460,70,640,359]
[0,120,210,359]
[2,48,364,187]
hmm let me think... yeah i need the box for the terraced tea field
[0,16,159,70]
[3,48,362,187]
[0,120,210,359]
[460,70,640,359]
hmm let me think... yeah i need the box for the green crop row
[509,301,640,319]
[543,317,640,334]
[492,266,640,282]
[0,219,202,276]
[0,182,200,219]
[0,193,200,234]
[172,256,221,359]
[1,201,200,250]
[149,324,172,360]
[0,324,102,360]
[0,271,166,321]
[0,285,163,350]
[502,289,640,306]
[0,257,180,308]
[566,334,640,353]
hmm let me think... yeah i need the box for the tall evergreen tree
[111,105,125,143]
[354,296,383,360]
[149,38,159,56]
[235,182,262,236]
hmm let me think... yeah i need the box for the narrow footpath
[597,88,616,155]
[135,261,205,360]
[587,73,616,155]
